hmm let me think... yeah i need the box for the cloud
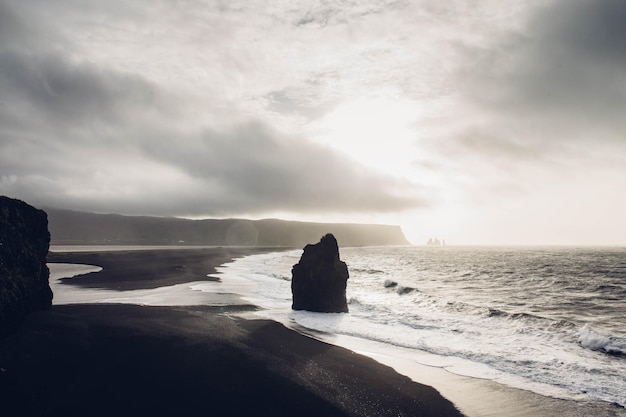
[0,0,425,217]
[1,116,424,217]
[2,0,624,246]
[0,50,160,130]
[143,122,424,216]
[458,0,626,140]
[411,0,626,208]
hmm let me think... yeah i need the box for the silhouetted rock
[291,234,349,313]
[0,196,52,338]
[384,280,398,288]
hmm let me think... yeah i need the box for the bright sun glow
[308,97,421,178]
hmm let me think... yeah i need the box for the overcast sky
[1,0,625,245]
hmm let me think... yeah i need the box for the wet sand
[317,334,626,417]
[46,247,283,290]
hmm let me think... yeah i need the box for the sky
[1,0,625,245]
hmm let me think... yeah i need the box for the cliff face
[0,196,52,338]
[46,208,410,247]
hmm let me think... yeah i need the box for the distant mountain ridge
[45,208,410,247]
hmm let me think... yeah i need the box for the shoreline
[46,246,288,290]
[5,247,623,416]
[313,332,626,417]
[217,249,626,417]
[256,314,626,417]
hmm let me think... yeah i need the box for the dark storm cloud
[538,0,626,65]
[461,0,626,138]
[0,0,423,217]
[0,1,46,48]
[0,12,168,180]
[435,0,626,177]
[138,122,422,215]
[0,50,159,130]
[0,0,156,134]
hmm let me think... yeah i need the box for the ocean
[217,246,626,409]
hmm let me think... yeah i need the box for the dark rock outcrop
[291,234,349,313]
[0,196,52,338]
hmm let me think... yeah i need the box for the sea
[48,245,626,411]
[215,246,626,409]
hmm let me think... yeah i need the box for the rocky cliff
[0,196,52,338]
[291,234,349,313]
[45,208,410,247]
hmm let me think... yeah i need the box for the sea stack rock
[0,196,52,338]
[291,233,349,313]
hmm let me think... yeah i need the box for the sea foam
[579,324,626,356]
[216,246,626,409]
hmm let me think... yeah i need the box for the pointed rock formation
[0,196,52,338]
[291,234,349,313]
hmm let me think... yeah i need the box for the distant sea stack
[291,234,349,313]
[0,196,52,338]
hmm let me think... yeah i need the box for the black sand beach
[0,248,464,417]
[46,247,283,290]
